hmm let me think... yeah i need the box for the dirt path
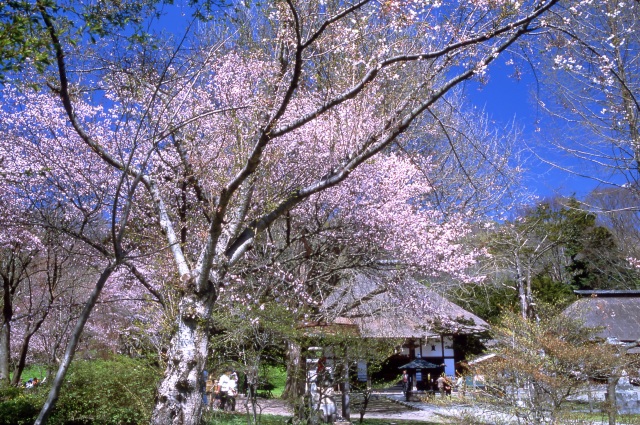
[232,395,480,423]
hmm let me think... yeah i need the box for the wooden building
[321,273,489,388]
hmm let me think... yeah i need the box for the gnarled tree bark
[150,290,216,425]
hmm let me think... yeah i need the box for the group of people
[204,369,238,411]
[401,370,455,401]
[25,377,42,388]
[436,374,453,397]
[24,376,47,388]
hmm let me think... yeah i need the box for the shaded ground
[229,385,640,424]
[232,392,492,423]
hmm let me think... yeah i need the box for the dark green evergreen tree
[467,196,640,321]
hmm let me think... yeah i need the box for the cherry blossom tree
[0,80,154,422]
[1,231,77,386]
[217,121,506,413]
[0,0,563,423]
[518,0,640,290]
[0,157,156,388]
[0,227,41,384]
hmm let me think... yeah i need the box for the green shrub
[49,356,161,425]
[0,356,161,425]
[0,385,43,425]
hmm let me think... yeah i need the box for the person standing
[212,379,221,409]
[401,370,413,401]
[219,370,232,411]
[437,373,446,397]
[228,371,238,411]
[205,375,215,409]
[444,377,452,397]
[202,370,209,407]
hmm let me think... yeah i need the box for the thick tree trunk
[341,378,350,420]
[0,278,12,385]
[514,256,528,321]
[606,375,620,425]
[283,341,305,400]
[11,333,33,386]
[0,322,10,385]
[525,272,536,320]
[341,353,350,421]
[12,314,48,386]
[150,291,214,425]
[283,341,308,421]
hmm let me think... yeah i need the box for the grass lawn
[260,366,288,398]
[11,364,47,384]
[558,401,640,424]
[559,411,640,424]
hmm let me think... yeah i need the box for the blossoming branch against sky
[154,1,616,203]
[467,60,604,200]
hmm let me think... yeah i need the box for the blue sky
[465,59,601,202]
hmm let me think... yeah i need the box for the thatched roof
[563,295,640,343]
[322,272,489,338]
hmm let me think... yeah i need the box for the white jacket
[219,374,232,392]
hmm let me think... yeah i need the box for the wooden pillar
[440,335,445,375]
